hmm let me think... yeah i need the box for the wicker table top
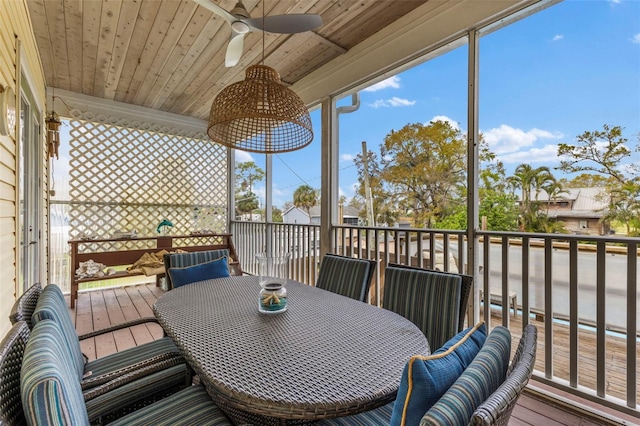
[153,276,430,423]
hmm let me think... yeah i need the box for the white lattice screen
[67,109,229,241]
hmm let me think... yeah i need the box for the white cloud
[552,34,564,41]
[369,97,416,108]
[482,124,563,155]
[498,144,562,164]
[631,33,640,44]
[368,100,388,108]
[429,115,460,130]
[609,0,620,4]
[341,153,355,162]
[363,76,401,92]
[388,97,415,107]
[234,150,254,163]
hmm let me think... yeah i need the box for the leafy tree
[559,173,614,188]
[557,125,637,184]
[601,181,640,235]
[354,149,398,226]
[236,191,259,219]
[506,164,562,231]
[558,125,640,235]
[293,184,318,217]
[478,191,519,231]
[476,145,520,231]
[271,206,283,223]
[235,161,265,193]
[378,121,466,227]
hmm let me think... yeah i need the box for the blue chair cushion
[85,364,191,422]
[164,249,232,288]
[21,320,90,425]
[315,402,394,425]
[390,322,487,426]
[168,256,230,288]
[107,385,233,426]
[31,284,86,378]
[86,336,180,377]
[421,326,512,425]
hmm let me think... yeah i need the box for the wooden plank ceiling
[26,0,429,121]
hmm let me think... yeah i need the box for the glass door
[18,80,42,291]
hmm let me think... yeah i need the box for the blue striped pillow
[168,256,230,288]
[421,326,512,425]
[390,322,487,426]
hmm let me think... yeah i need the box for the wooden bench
[68,233,241,308]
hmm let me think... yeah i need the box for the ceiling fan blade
[245,14,322,34]
[192,0,236,23]
[225,32,245,67]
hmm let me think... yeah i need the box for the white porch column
[319,97,336,260]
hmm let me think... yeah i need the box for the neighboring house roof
[308,205,360,219]
[282,206,308,217]
[532,187,609,219]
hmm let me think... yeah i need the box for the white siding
[0,0,46,335]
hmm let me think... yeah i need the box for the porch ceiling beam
[293,0,538,105]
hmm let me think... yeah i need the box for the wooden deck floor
[67,284,638,426]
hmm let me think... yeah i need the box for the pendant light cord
[262,1,265,65]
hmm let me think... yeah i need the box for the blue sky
[238,0,640,209]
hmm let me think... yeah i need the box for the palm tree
[293,184,318,219]
[507,164,559,231]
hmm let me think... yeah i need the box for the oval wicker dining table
[153,276,430,425]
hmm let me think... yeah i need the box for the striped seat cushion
[315,401,394,425]
[470,324,537,425]
[21,320,90,425]
[420,326,512,425]
[9,282,42,327]
[164,249,231,288]
[85,364,191,421]
[316,254,376,302]
[107,385,234,426]
[86,336,180,377]
[31,283,190,414]
[390,322,487,426]
[383,267,461,350]
[31,284,86,378]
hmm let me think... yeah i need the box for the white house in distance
[283,205,360,225]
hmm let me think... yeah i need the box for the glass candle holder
[259,282,288,314]
[255,252,290,287]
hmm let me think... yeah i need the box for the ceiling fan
[193,0,323,67]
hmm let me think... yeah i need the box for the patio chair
[470,324,538,425]
[31,284,193,422]
[0,321,29,425]
[383,265,461,350]
[388,263,473,332]
[315,253,377,302]
[8,282,42,328]
[21,319,233,425]
[164,248,238,289]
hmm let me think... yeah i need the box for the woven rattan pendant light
[207,1,313,154]
[207,64,313,153]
